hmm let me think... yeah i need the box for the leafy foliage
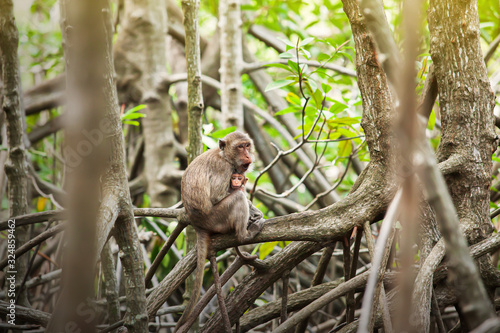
[13,0,500,289]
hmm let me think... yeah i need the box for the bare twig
[303,152,354,211]
[295,243,336,333]
[346,228,363,323]
[358,188,402,333]
[363,221,393,333]
[0,224,64,270]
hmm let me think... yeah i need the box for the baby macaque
[230,172,247,192]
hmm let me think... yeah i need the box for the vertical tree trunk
[429,0,496,244]
[49,0,148,331]
[219,0,244,129]
[182,0,204,163]
[114,0,179,207]
[181,0,205,330]
[428,0,498,329]
[0,0,31,307]
[47,0,107,330]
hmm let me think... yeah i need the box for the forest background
[1,0,500,332]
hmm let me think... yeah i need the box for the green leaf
[123,120,140,126]
[264,63,294,72]
[329,132,342,140]
[329,100,349,114]
[312,89,324,106]
[121,104,147,122]
[304,105,318,118]
[338,140,353,157]
[427,109,436,130]
[339,51,353,64]
[304,20,319,29]
[301,48,311,59]
[202,135,218,149]
[288,60,299,74]
[278,37,296,47]
[318,53,331,62]
[122,113,146,120]
[168,221,179,233]
[337,128,359,138]
[321,83,332,94]
[254,298,267,307]
[259,241,278,259]
[265,79,295,92]
[275,106,301,116]
[307,79,318,93]
[286,92,301,105]
[328,117,361,125]
[125,104,146,114]
[211,126,237,139]
[300,37,315,46]
[279,52,294,59]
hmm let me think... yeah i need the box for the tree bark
[427,0,498,329]
[0,0,31,307]
[219,0,244,129]
[114,0,179,207]
[181,0,204,329]
[48,0,148,331]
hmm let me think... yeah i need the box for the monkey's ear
[219,139,226,150]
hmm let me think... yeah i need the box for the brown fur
[176,131,263,331]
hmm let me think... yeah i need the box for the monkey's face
[219,131,255,172]
[231,174,245,189]
[236,141,253,171]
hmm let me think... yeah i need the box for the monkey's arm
[205,191,249,235]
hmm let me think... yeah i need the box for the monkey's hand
[246,217,265,240]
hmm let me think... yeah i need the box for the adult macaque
[175,131,264,332]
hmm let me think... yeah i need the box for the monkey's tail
[145,222,187,287]
[175,229,210,332]
[234,246,257,261]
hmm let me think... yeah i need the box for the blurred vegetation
[9,0,500,279]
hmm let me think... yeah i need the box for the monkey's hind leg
[209,255,232,333]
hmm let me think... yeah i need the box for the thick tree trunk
[429,0,496,244]
[0,0,31,307]
[114,0,179,207]
[49,0,148,331]
[219,0,244,129]
[180,0,204,329]
[428,0,498,329]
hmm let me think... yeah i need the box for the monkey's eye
[238,144,244,149]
